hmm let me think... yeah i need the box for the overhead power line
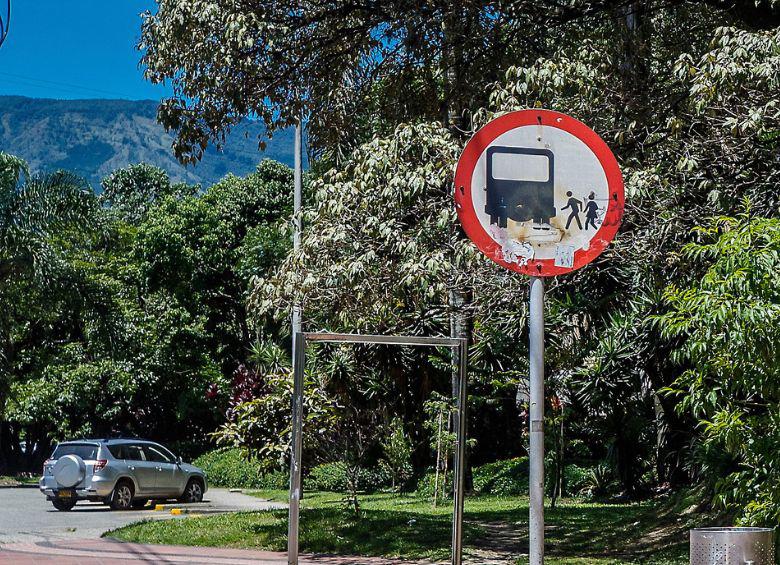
[0,70,139,99]
[0,0,10,49]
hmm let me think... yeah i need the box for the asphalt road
[0,486,285,544]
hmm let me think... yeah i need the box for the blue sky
[0,0,170,100]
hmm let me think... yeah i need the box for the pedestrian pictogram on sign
[454,109,624,276]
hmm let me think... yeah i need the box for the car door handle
[156,466,162,471]
[128,465,135,470]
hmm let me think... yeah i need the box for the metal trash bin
[690,527,775,565]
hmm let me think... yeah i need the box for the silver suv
[39,439,207,511]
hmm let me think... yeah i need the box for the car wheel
[52,498,77,511]
[131,498,148,510]
[179,478,203,503]
[110,480,134,510]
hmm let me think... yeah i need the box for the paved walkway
[0,487,285,544]
[0,538,425,564]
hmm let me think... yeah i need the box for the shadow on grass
[474,503,689,562]
[265,500,686,562]
[111,494,689,563]
[268,508,482,560]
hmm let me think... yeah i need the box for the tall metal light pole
[287,120,304,565]
[292,121,302,338]
[528,276,545,564]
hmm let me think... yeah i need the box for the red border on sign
[454,109,624,277]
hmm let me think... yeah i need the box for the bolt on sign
[454,109,624,276]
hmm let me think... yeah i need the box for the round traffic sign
[454,109,624,276]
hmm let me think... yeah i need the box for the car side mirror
[176,456,183,465]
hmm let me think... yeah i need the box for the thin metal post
[292,121,302,338]
[284,331,467,564]
[287,332,305,565]
[451,339,468,565]
[528,276,545,564]
[293,121,302,253]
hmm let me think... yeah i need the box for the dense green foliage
[473,457,529,496]
[0,157,293,471]
[183,0,780,526]
[308,462,392,493]
[658,210,780,525]
[193,448,288,489]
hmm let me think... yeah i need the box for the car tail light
[43,459,53,474]
[93,460,108,473]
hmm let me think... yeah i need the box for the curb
[152,504,227,515]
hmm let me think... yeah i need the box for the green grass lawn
[108,490,692,563]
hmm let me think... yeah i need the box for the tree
[1,156,295,470]
[135,160,293,375]
[657,208,780,524]
[381,417,413,491]
[0,153,98,472]
[139,0,559,162]
[100,163,196,224]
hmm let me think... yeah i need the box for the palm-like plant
[0,152,97,472]
[0,152,97,284]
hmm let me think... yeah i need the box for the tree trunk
[443,2,475,493]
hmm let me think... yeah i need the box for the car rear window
[52,443,98,460]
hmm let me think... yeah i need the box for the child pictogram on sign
[584,191,600,230]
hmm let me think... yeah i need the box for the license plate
[57,490,73,498]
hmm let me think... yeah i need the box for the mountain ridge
[0,95,294,189]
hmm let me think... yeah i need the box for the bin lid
[691,527,775,533]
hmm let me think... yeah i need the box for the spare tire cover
[53,454,86,488]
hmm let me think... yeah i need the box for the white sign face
[471,126,608,259]
[454,110,624,276]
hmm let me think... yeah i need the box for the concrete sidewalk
[0,538,428,564]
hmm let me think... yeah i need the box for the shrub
[563,464,591,496]
[580,462,617,500]
[381,418,413,491]
[308,462,391,493]
[193,448,287,489]
[415,470,453,501]
[473,457,529,496]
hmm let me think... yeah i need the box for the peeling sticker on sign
[554,244,575,268]
[490,225,534,266]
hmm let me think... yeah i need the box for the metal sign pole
[288,120,305,565]
[451,338,468,565]
[528,276,545,564]
[292,120,303,338]
[287,331,305,565]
